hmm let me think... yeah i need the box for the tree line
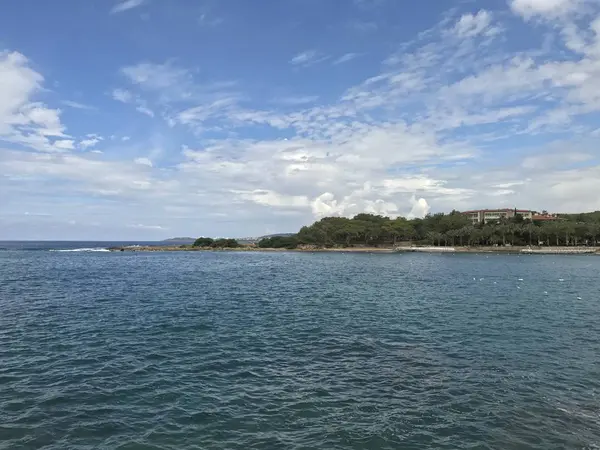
[256,211,600,249]
[193,237,240,248]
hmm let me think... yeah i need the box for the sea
[1,242,599,449]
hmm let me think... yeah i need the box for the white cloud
[453,10,495,38]
[1,151,158,197]
[121,62,189,90]
[53,139,75,150]
[7,2,600,238]
[0,51,69,152]
[134,157,153,167]
[273,95,320,105]
[199,13,223,27]
[128,223,164,230]
[290,50,329,66]
[290,50,317,65]
[333,53,361,65]
[111,0,145,14]
[510,0,581,19]
[62,100,94,110]
[112,88,133,103]
[112,87,155,117]
[408,196,430,218]
[233,189,310,208]
[135,105,154,117]
[79,134,103,150]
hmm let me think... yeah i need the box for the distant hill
[160,237,196,244]
[258,233,295,239]
[160,234,296,245]
[237,233,295,244]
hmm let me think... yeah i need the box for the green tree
[212,238,239,248]
[258,236,299,249]
[193,237,214,247]
[524,223,537,246]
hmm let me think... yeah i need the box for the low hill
[160,237,196,244]
[237,233,295,244]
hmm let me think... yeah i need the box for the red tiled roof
[532,215,558,221]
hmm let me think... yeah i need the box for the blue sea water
[1,247,600,449]
[0,241,162,251]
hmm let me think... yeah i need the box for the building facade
[462,208,534,225]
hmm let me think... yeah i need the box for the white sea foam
[50,248,110,252]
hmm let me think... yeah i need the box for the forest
[257,211,600,249]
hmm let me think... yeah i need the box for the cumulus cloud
[134,157,153,167]
[0,51,70,152]
[408,196,430,218]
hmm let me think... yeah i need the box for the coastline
[108,245,397,253]
[109,245,600,254]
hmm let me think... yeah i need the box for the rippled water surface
[1,250,600,449]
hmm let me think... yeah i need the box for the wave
[50,248,110,252]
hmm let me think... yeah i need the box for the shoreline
[109,245,600,255]
[109,245,397,253]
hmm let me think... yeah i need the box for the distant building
[462,208,534,225]
[531,213,560,222]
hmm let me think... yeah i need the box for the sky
[2,0,600,240]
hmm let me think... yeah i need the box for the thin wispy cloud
[111,0,146,14]
[290,50,329,67]
[112,88,133,103]
[453,10,498,38]
[272,95,320,105]
[199,13,224,27]
[333,53,361,65]
[347,20,378,33]
[62,100,95,110]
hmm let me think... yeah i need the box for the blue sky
[2,0,600,240]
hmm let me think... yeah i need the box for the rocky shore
[396,246,600,254]
[109,245,600,254]
[109,245,396,253]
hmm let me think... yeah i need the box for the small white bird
[518,278,524,281]
[577,296,582,300]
